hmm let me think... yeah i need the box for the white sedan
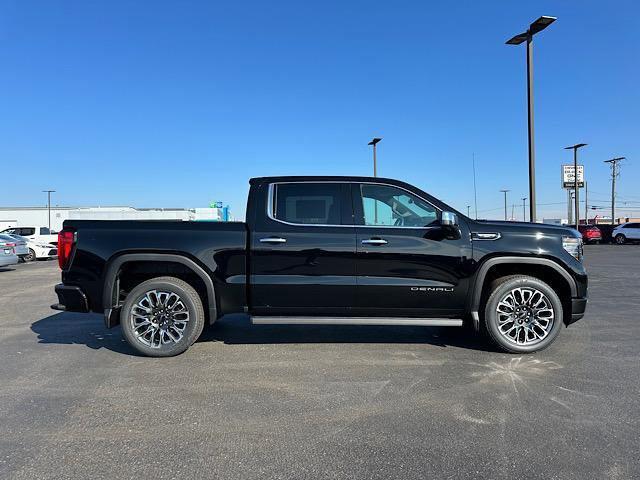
[5,234,57,262]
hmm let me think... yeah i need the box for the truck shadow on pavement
[200,314,495,351]
[31,312,137,355]
[31,313,495,354]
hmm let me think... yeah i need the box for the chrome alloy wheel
[129,290,190,348]
[495,287,555,346]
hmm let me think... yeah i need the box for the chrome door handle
[361,238,388,245]
[259,237,287,244]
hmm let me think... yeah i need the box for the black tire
[120,276,205,357]
[483,275,563,354]
[24,249,36,262]
[615,234,626,245]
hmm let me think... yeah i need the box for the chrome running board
[251,316,463,327]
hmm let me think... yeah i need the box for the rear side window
[21,228,35,236]
[273,183,343,225]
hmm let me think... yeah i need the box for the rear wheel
[120,276,205,357]
[615,234,626,245]
[483,275,563,353]
[24,249,36,262]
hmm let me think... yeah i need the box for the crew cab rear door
[249,181,356,316]
[352,182,470,316]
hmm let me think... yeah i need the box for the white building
[0,206,225,232]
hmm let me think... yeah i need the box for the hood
[473,220,581,238]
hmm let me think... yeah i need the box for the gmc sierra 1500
[52,176,587,357]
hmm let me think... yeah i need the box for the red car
[578,225,602,244]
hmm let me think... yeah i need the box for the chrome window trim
[266,181,442,229]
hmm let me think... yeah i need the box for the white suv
[0,226,58,245]
[613,222,640,244]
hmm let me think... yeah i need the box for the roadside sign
[561,165,584,189]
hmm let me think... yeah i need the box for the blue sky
[1,0,638,220]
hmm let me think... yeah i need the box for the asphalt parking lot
[1,246,638,480]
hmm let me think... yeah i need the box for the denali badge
[411,287,454,292]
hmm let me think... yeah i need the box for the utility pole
[521,197,527,222]
[506,16,556,223]
[467,205,471,217]
[604,157,625,225]
[500,189,510,221]
[42,190,56,231]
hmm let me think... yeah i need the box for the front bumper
[567,297,588,325]
[51,284,89,313]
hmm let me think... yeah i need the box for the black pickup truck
[52,176,588,357]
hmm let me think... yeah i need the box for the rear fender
[102,253,217,328]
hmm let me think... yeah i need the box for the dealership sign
[561,165,584,189]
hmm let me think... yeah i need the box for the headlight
[562,236,583,262]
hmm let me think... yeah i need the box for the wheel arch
[469,256,577,330]
[102,253,217,328]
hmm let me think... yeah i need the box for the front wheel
[120,276,205,357]
[615,234,626,245]
[484,275,563,353]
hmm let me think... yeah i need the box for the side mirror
[441,211,458,227]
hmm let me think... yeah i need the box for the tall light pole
[368,137,382,177]
[604,157,625,225]
[506,15,557,224]
[584,181,588,225]
[521,197,527,221]
[500,189,510,221]
[42,190,56,231]
[564,143,587,229]
[467,205,471,217]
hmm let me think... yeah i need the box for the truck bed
[61,220,248,317]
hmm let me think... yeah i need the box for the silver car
[0,236,19,268]
[0,234,29,261]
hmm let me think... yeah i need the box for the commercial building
[0,205,229,232]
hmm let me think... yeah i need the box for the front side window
[40,227,51,235]
[360,184,438,227]
[273,183,343,225]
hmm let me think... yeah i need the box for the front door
[250,182,357,316]
[352,182,470,317]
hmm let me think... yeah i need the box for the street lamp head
[529,16,557,35]
[506,16,556,44]
[564,143,587,150]
[368,137,382,146]
[506,32,528,45]
[500,189,510,193]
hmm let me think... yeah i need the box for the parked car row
[0,232,57,268]
[576,222,640,245]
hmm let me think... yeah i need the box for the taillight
[58,229,76,269]
[5,242,16,247]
